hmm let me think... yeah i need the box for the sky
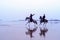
[0,0,60,21]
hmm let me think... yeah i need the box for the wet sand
[0,21,60,40]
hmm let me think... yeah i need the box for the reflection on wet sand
[25,27,37,38]
[39,27,48,37]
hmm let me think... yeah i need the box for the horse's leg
[45,23,47,27]
[28,24,30,29]
[42,22,45,28]
[25,20,30,25]
[25,21,30,28]
[33,20,37,24]
[43,22,45,26]
[25,21,29,25]
[35,21,37,24]
[40,20,42,25]
[39,20,40,25]
[28,22,30,28]
[39,21,42,28]
[43,22,47,29]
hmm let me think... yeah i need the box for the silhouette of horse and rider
[25,14,48,25]
[39,14,48,25]
[25,14,37,25]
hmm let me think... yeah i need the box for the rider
[43,14,46,21]
[43,14,45,20]
[30,14,35,22]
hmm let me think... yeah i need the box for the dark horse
[39,14,48,25]
[25,14,37,25]
[25,27,37,38]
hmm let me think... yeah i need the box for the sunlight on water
[0,21,60,40]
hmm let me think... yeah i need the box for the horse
[25,14,37,25]
[39,14,48,25]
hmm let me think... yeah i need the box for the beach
[0,21,60,40]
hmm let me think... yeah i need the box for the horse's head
[25,17,30,21]
[39,16,43,19]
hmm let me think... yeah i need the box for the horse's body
[39,14,48,24]
[40,18,48,24]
